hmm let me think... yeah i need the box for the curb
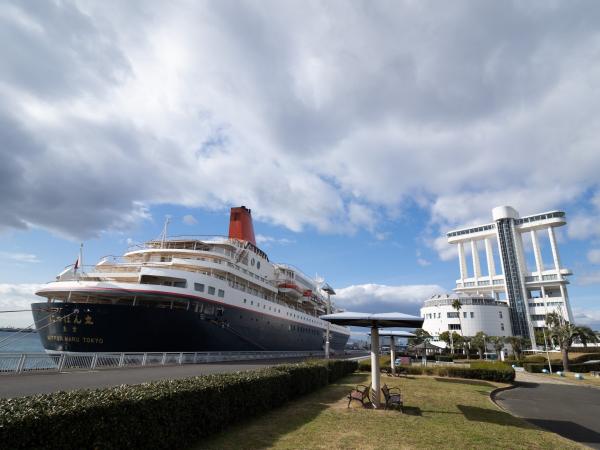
[489,383,518,412]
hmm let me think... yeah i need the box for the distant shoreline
[0,328,37,333]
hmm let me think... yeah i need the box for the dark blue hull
[31,302,349,353]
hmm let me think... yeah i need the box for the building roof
[376,330,416,337]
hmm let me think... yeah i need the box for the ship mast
[160,217,171,249]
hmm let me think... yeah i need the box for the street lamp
[321,283,336,359]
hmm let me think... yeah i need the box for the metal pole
[542,326,553,374]
[390,336,396,375]
[371,326,380,408]
[325,292,331,359]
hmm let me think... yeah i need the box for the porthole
[257,261,261,269]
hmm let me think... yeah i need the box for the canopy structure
[376,330,416,376]
[320,312,423,408]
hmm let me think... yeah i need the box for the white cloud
[0,283,43,327]
[255,234,295,246]
[577,271,600,286]
[572,307,600,329]
[416,250,430,267]
[335,283,445,316]
[588,249,600,265]
[1,1,600,246]
[0,251,40,263]
[182,214,198,226]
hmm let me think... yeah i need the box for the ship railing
[0,350,325,375]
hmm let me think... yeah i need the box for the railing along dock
[0,350,324,375]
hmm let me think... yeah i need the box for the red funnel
[228,206,256,245]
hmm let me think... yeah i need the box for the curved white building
[421,294,512,338]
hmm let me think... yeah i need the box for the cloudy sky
[1,0,600,329]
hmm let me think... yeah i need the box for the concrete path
[0,361,279,398]
[495,373,600,449]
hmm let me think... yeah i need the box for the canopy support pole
[371,326,380,408]
[390,336,396,375]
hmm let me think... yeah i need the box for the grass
[194,373,584,450]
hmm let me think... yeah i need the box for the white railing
[0,350,325,375]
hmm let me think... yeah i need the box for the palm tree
[489,336,504,359]
[546,312,599,371]
[461,336,471,360]
[577,326,599,348]
[471,331,487,359]
[451,299,464,353]
[504,336,527,361]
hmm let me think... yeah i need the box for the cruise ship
[31,207,350,353]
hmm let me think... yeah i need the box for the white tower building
[447,206,573,347]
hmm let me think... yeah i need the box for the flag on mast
[74,243,83,273]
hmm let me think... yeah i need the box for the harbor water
[0,331,44,353]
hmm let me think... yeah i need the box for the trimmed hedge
[359,361,515,383]
[523,362,562,373]
[524,362,600,373]
[358,355,391,372]
[0,359,357,450]
[435,355,453,362]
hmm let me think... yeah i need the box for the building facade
[446,206,573,347]
[421,294,512,339]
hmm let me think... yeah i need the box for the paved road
[0,361,282,398]
[496,376,600,449]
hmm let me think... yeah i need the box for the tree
[471,331,487,359]
[452,332,464,352]
[461,336,471,360]
[439,331,451,353]
[409,328,432,357]
[577,326,599,348]
[546,312,599,371]
[534,330,547,347]
[505,336,528,361]
[452,299,463,337]
[488,336,504,358]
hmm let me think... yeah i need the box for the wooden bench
[382,384,403,411]
[347,384,370,408]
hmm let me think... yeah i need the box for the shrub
[523,355,546,363]
[376,362,515,382]
[0,360,356,450]
[435,355,453,362]
[523,362,562,373]
[273,363,328,398]
[358,355,391,372]
[569,353,600,364]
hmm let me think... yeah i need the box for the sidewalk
[516,371,600,389]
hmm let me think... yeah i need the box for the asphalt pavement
[495,375,600,449]
[0,361,282,398]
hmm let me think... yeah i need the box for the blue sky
[1,1,600,329]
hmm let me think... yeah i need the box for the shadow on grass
[400,406,422,416]
[195,373,368,450]
[434,377,496,388]
[457,405,531,429]
[526,418,600,444]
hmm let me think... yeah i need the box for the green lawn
[194,373,584,449]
